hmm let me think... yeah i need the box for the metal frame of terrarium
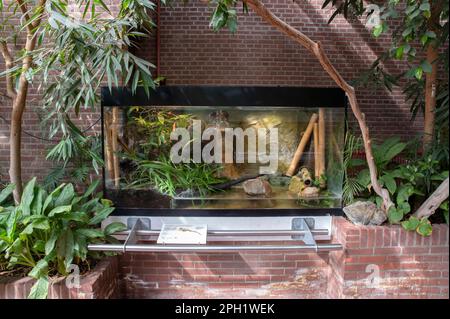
[100,86,348,217]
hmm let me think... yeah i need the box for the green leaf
[31,217,50,230]
[54,183,75,207]
[0,184,15,205]
[373,25,383,37]
[88,207,114,225]
[417,219,432,236]
[104,222,127,236]
[382,141,406,163]
[28,259,49,279]
[415,67,423,80]
[76,228,104,238]
[381,174,397,195]
[48,205,72,217]
[401,216,420,231]
[82,180,100,198]
[388,206,403,224]
[45,229,59,255]
[20,178,37,216]
[31,188,46,215]
[28,276,49,299]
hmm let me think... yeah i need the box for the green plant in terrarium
[127,107,193,156]
[125,154,228,197]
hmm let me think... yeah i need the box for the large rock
[288,176,306,193]
[343,201,387,226]
[243,178,272,196]
[300,186,320,197]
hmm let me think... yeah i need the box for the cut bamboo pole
[313,122,320,179]
[104,111,115,185]
[111,108,120,188]
[318,108,326,178]
[286,113,318,176]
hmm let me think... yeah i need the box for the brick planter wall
[329,217,449,299]
[0,256,120,299]
[118,218,449,299]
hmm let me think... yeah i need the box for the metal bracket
[123,218,143,252]
[292,218,317,251]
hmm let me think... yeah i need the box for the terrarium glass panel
[103,102,345,210]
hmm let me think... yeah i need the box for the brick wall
[119,246,331,299]
[0,256,120,299]
[329,217,449,299]
[118,217,449,299]
[1,0,426,182]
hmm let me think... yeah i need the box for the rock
[268,175,291,187]
[343,201,387,226]
[300,186,320,197]
[243,178,272,196]
[288,176,306,193]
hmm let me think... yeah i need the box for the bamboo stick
[111,108,120,188]
[318,108,326,177]
[314,122,319,178]
[286,113,318,176]
[104,111,115,185]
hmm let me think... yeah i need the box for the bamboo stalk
[111,108,120,188]
[286,113,318,176]
[104,111,115,185]
[318,108,326,178]
[314,122,320,178]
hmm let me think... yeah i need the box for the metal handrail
[87,243,343,252]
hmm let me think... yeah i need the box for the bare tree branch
[243,0,394,212]
[414,177,449,219]
[0,40,17,99]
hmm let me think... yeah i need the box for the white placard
[157,224,207,245]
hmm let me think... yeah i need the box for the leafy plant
[126,154,227,197]
[0,178,126,299]
[44,121,103,189]
[127,107,193,157]
[342,132,365,205]
[343,132,449,234]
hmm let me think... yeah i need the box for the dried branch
[0,40,17,99]
[244,0,394,212]
[414,177,449,219]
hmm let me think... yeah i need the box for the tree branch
[243,0,394,212]
[0,40,17,99]
[414,177,449,219]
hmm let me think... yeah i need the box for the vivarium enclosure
[101,86,346,216]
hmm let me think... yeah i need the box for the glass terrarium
[101,86,346,214]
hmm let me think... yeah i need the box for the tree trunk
[7,0,46,203]
[244,0,394,212]
[9,32,38,203]
[414,177,449,219]
[423,0,442,148]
